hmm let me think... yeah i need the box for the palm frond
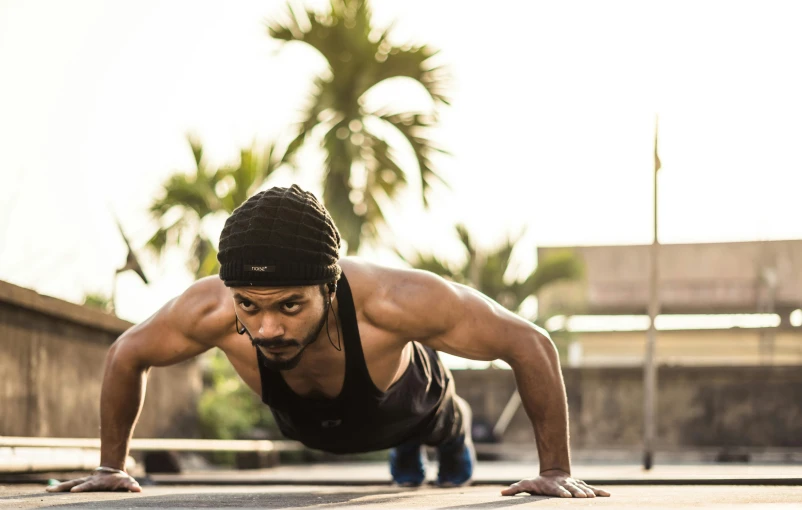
[284,77,337,165]
[146,226,170,256]
[266,3,341,71]
[361,188,385,238]
[475,233,532,308]
[145,216,188,256]
[187,133,204,170]
[454,224,475,259]
[150,173,216,218]
[373,43,450,106]
[522,250,584,298]
[394,246,459,281]
[220,149,258,212]
[362,130,407,199]
[193,236,220,279]
[380,112,449,207]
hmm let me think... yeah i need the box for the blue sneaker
[436,397,476,487]
[389,441,426,487]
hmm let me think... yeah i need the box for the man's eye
[239,301,255,311]
[282,302,299,312]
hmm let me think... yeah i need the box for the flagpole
[643,115,660,470]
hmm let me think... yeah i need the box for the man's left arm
[500,324,610,497]
[365,267,610,498]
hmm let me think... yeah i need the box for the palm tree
[267,0,450,254]
[147,135,286,279]
[397,224,584,320]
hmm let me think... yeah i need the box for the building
[536,239,802,366]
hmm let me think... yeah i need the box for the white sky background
[2,0,802,331]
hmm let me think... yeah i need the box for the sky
[2,0,802,333]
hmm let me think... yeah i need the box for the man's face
[231,284,329,371]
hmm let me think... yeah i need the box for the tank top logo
[321,419,342,428]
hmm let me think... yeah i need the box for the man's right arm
[47,277,233,493]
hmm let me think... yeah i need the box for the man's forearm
[509,332,571,475]
[99,344,149,470]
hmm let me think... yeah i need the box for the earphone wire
[326,293,342,352]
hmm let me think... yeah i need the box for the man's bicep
[369,268,465,338]
[110,280,226,369]
[112,305,208,369]
[377,270,540,362]
[371,268,531,361]
[426,284,541,361]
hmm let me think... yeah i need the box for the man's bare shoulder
[165,275,236,346]
[339,257,461,337]
[339,256,441,300]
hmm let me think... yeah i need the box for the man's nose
[258,315,285,338]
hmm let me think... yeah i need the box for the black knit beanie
[217,184,342,287]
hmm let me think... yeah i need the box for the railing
[0,436,303,452]
[0,436,305,473]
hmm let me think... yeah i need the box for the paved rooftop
[3,484,802,509]
[2,462,801,509]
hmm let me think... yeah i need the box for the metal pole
[643,119,660,470]
[493,391,522,440]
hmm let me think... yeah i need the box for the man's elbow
[105,332,150,374]
[504,329,559,370]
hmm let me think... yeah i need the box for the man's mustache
[250,338,300,349]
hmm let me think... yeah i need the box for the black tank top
[256,272,452,454]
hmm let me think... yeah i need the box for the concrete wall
[452,365,802,449]
[0,280,201,439]
[537,239,802,316]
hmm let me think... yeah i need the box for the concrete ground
[3,484,802,509]
[2,463,801,509]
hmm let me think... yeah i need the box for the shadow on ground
[24,487,548,509]
[435,497,547,510]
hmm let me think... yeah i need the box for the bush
[197,350,279,464]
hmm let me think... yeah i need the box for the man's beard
[246,306,330,371]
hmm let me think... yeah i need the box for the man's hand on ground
[46,471,142,493]
[501,469,610,498]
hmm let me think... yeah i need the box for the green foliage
[82,292,112,313]
[198,350,279,463]
[147,135,286,279]
[399,225,584,316]
[268,0,450,253]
